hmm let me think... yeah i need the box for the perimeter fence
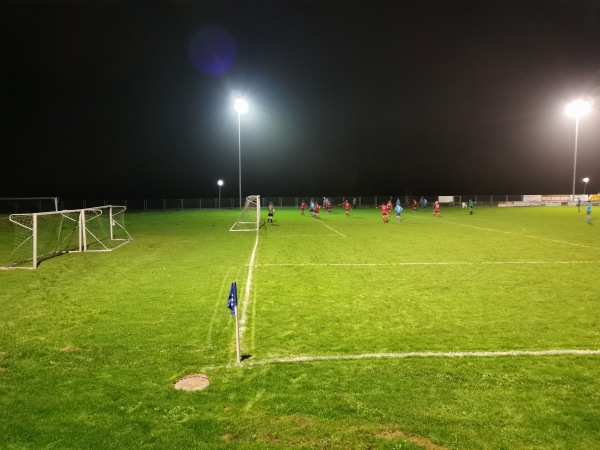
[0,195,574,215]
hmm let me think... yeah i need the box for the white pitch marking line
[416,215,599,250]
[315,219,346,238]
[254,261,600,267]
[201,349,600,370]
[252,349,600,366]
[239,232,259,336]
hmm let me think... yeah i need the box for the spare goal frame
[4,205,132,269]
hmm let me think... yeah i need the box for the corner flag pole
[227,282,241,364]
[234,304,241,364]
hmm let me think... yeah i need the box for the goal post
[230,195,261,232]
[79,206,131,252]
[3,205,132,269]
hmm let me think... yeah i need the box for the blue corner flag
[227,282,238,316]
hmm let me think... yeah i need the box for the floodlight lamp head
[218,179,224,186]
[234,98,249,115]
[564,98,593,119]
[583,177,589,183]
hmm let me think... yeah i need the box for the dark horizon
[3,0,600,200]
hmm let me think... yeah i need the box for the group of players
[291,196,589,225]
[299,197,446,223]
[300,197,352,219]
[375,198,440,223]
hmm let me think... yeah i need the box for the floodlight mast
[564,99,592,200]
[234,98,249,209]
[217,179,224,208]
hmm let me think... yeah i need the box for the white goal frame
[4,205,132,269]
[230,195,261,232]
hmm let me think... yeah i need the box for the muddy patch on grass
[378,429,447,449]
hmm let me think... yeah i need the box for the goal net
[0,197,59,216]
[4,205,132,269]
[230,195,261,232]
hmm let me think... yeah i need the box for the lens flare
[188,27,237,76]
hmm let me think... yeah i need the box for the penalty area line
[417,215,600,250]
[315,219,346,238]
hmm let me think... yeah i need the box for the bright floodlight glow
[564,99,592,119]
[218,179,224,186]
[234,98,249,115]
[583,177,589,183]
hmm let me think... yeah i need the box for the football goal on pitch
[230,195,262,232]
[3,205,132,269]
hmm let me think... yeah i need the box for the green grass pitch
[1,204,599,449]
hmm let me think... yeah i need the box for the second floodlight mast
[234,98,249,209]
[564,98,592,201]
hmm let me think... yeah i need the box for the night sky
[3,0,600,200]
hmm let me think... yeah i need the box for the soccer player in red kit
[300,200,307,216]
[339,200,351,217]
[386,200,392,214]
[377,203,389,223]
[412,199,417,212]
[433,200,441,218]
[314,202,320,219]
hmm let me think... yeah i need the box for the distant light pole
[583,177,590,196]
[234,98,249,208]
[564,99,592,200]
[217,179,224,208]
